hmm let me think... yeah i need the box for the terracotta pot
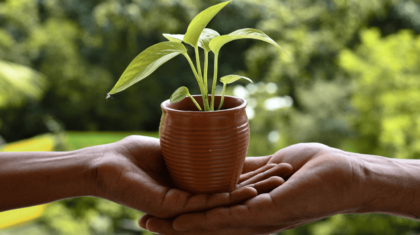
[159,95,250,194]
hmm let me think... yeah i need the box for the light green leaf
[184,1,231,48]
[163,34,184,43]
[220,75,253,84]
[108,41,187,96]
[209,28,289,56]
[170,86,190,103]
[198,28,220,52]
[163,29,220,52]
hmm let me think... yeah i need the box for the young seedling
[107,0,288,112]
[170,86,202,111]
[218,75,253,110]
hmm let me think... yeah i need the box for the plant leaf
[108,41,187,95]
[209,28,289,56]
[170,86,190,103]
[163,29,220,53]
[198,28,220,52]
[220,75,253,84]
[183,1,231,48]
[163,34,184,43]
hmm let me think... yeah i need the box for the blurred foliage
[1,0,420,234]
[0,60,46,109]
[339,28,420,159]
[1,134,53,152]
[65,131,159,150]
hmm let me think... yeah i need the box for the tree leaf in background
[107,41,187,96]
[163,34,184,43]
[170,86,189,103]
[210,28,289,56]
[0,60,46,109]
[220,74,253,84]
[183,1,231,48]
[198,28,220,52]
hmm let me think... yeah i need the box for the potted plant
[107,0,288,194]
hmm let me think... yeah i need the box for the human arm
[0,135,264,218]
[142,143,420,234]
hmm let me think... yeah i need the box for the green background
[1,0,420,234]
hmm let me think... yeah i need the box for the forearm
[0,147,99,211]
[357,153,420,219]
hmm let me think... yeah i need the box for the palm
[92,135,260,218]
[142,143,365,234]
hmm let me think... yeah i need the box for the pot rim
[161,95,247,114]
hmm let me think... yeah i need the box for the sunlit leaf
[198,28,220,52]
[163,34,184,43]
[209,28,288,56]
[183,1,231,48]
[163,29,220,52]
[108,42,187,96]
[0,60,46,108]
[220,75,253,84]
[170,86,190,103]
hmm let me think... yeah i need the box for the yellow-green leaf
[164,29,220,53]
[198,28,220,52]
[220,75,253,84]
[163,34,184,43]
[170,86,190,103]
[209,28,288,56]
[183,1,231,48]
[108,42,187,96]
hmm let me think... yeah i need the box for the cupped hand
[143,143,369,234]
[90,135,263,218]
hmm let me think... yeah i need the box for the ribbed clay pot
[159,95,250,194]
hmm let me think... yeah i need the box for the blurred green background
[0,0,420,234]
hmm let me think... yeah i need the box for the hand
[142,143,370,234]
[90,135,264,218]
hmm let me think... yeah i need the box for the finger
[238,163,293,187]
[138,213,153,230]
[145,216,284,235]
[160,186,258,218]
[251,176,285,194]
[238,163,277,183]
[241,156,271,174]
[173,193,278,230]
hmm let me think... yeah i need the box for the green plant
[107,0,287,111]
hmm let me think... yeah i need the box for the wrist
[357,154,420,219]
[0,149,101,211]
[75,144,110,197]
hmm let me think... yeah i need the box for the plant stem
[204,51,209,92]
[194,47,210,111]
[195,47,203,84]
[188,94,202,111]
[218,83,226,110]
[210,52,219,111]
[183,53,209,111]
